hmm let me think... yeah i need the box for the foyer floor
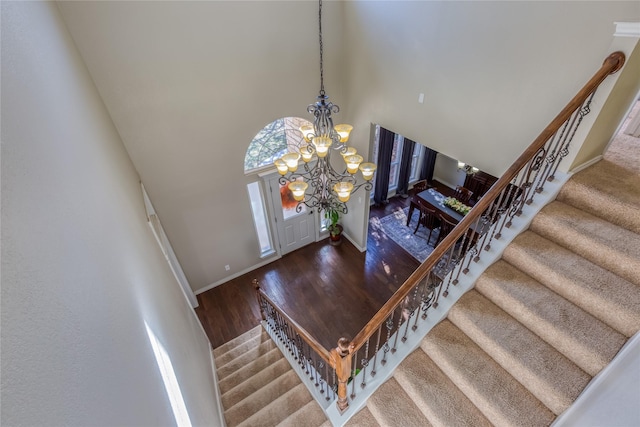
[196,182,455,350]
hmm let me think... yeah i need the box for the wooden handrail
[254,280,333,362]
[349,51,625,351]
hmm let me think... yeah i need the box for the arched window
[244,117,312,174]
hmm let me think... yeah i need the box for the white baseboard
[195,254,281,295]
[570,155,603,174]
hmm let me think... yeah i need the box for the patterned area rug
[374,207,439,263]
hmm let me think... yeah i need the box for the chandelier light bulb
[274,159,289,175]
[300,146,314,162]
[288,181,308,201]
[312,136,332,158]
[299,124,315,142]
[458,161,466,169]
[333,182,354,202]
[359,162,377,181]
[282,152,301,172]
[345,154,363,174]
[341,147,357,159]
[334,124,353,143]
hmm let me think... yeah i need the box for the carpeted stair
[349,130,640,425]
[213,325,329,426]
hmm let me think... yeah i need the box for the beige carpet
[213,325,329,426]
[213,129,639,426]
[350,129,640,426]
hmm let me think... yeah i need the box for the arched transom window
[244,117,312,174]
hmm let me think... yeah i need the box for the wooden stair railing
[254,52,626,414]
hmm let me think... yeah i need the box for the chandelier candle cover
[274,0,376,215]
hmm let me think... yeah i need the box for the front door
[267,175,316,255]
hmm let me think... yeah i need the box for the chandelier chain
[318,0,325,96]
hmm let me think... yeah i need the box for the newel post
[330,337,353,413]
[252,279,266,321]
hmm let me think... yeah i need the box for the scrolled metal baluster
[440,245,457,298]
[421,276,438,320]
[381,315,394,366]
[392,304,405,353]
[536,120,568,190]
[360,340,370,389]
[412,278,429,331]
[549,93,595,182]
[371,327,382,377]
[506,167,534,227]
[401,302,415,343]
[521,146,547,207]
[318,359,326,395]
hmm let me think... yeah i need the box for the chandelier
[273,0,376,215]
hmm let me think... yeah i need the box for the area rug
[373,207,439,263]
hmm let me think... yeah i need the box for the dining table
[408,188,487,235]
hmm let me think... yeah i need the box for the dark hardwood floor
[195,182,455,350]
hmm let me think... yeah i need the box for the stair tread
[421,319,555,426]
[557,159,640,234]
[222,358,292,410]
[218,339,277,380]
[277,399,327,427]
[394,349,492,427]
[344,407,380,426]
[476,259,627,376]
[367,377,432,427]
[504,230,640,337]
[236,383,312,427]
[215,327,271,366]
[449,290,590,415]
[531,201,640,287]
[225,370,301,426]
[219,347,284,395]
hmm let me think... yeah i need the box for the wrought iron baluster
[381,314,394,366]
[350,349,358,399]
[360,340,370,389]
[370,327,382,377]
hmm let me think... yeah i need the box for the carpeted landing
[213,133,639,426]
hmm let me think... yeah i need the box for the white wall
[1,2,222,425]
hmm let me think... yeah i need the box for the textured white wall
[1,2,222,425]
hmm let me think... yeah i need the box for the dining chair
[414,204,441,244]
[412,179,429,193]
[453,185,473,205]
[436,213,458,246]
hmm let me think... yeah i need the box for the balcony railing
[254,51,626,417]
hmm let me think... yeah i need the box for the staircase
[213,129,640,426]
[213,325,329,426]
[351,127,640,426]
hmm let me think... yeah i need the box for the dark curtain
[420,147,438,182]
[396,138,416,196]
[373,127,395,205]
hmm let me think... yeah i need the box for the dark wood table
[416,188,466,223]
[407,188,486,236]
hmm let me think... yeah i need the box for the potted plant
[325,208,343,246]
